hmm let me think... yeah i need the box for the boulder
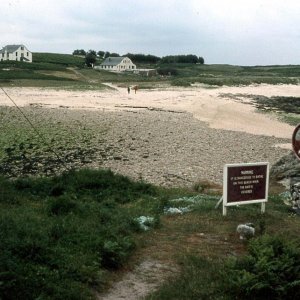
[270,151,300,184]
[271,152,300,212]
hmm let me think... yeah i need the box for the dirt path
[97,260,177,300]
[96,210,244,300]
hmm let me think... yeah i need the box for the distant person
[127,86,130,94]
[133,85,138,94]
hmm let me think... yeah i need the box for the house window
[16,53,18,57]
[27,52,29,56]
[21,46,24,50]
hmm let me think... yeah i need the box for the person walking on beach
[127,86,130,94]
[133,85,138,94]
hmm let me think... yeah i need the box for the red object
[292,124,300,160]
[226,165,268,203]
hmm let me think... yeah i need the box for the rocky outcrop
[270,152,300,184]
[270,152,300,212]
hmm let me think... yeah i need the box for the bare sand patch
[97,260,177,300]
[0,84,297,139]
[0,84,295,186]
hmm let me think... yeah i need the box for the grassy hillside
[1,52,300,88]
[158,63,300,86]
[0,53,109,89]
[33,52,85,67]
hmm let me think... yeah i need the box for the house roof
[0,45,25,53]
[101,57,126,66]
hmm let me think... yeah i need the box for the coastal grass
[1,157,299,299]
[33,52,85,68]
[146,194,300,299]
[163,63,300,86]
[0,106,111,177]
[0,168,161,299]
[2,53,299,88]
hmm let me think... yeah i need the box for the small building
[133,68,157,77]
[96,57,136,72]
[0,44,32,63]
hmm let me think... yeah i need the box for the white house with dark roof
[95,57,136,72]
[0,45,32,63]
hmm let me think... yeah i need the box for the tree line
[73,49,204,66]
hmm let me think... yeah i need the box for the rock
[270,152,300,183]
[135,216,155,231]
[290,182,300,212]
[236,223,255,240]
[164,207,193,215]
[113,156,122,161]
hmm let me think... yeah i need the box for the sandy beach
[0,84,296,186]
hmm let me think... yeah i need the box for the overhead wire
[0,86,70,172]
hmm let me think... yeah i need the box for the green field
[0,53,299,88]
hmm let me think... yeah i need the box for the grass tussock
[1,167,300,299]
[0,169,159,299]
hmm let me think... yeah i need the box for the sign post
[222,162,269,216]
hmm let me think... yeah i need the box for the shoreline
[0,84,295,186]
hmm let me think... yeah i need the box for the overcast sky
[1,0,300,65]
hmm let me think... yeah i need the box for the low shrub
[224,235,300,299]
[157,68,178,76]
[0,176,19,204]
[100,237,135,269]
[47,196,78,216]
[14,169,157,202]
[171,79,191,87]
[0,169,158,298]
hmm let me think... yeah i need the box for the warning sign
[222,162,269,215]
[227,164,268,203]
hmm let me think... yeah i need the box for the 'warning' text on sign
[222,162,269,215]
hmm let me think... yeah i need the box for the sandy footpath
[0,84,297,185]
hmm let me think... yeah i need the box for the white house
[96,57,136,72]
[0,45,32,63]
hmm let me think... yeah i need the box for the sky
[1,0,300,66]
